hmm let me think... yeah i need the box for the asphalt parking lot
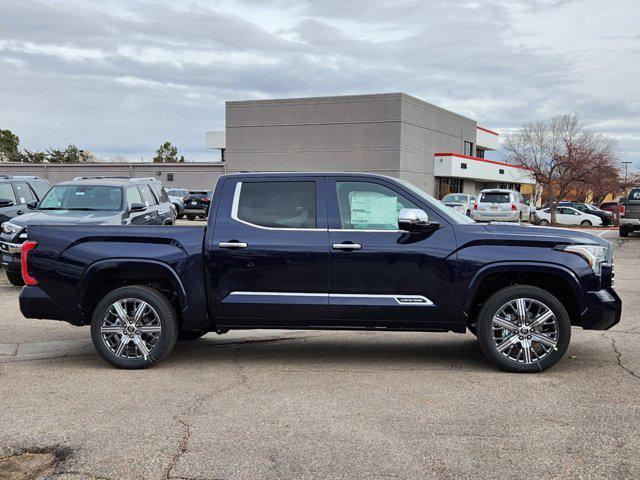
[0,228,639,480]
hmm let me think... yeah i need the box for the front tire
[620,226,630,237]
[539,219,550,226]
[186,215,196,221]
[580,220,592,226]
[6,271,24,286]
[476,285,571,373]
[90,286,178,369]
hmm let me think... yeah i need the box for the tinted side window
[126,187,144,209]
[0,183,17,203]
[14,182,37,204]
[336,181,418,230]
[29,180,50,199]
[149,183,168,203]
[139,185,157,206]
[235,181,316,229]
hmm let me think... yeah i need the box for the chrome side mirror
[398,208,440,233]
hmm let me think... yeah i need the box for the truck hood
[481,222,609,247]
[6,210,120,228]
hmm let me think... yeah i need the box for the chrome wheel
[492,298,559,364]
[101,298,162,360]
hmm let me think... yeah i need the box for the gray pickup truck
[620,187,640,237]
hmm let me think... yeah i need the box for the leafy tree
[504,114,619,224]
[0,129,21,162]
[46,144,82,163]
[22,150,47,164]
[153,141,185,163]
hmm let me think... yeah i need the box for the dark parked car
[1,176,175,285]
[619,187,640,237]
[182,190,212,220]
[19,173,620,373]
[0,175,50,224]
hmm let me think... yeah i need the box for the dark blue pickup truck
[18,173,621,372]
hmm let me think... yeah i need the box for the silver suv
[473,189,527,222]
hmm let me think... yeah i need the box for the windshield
[442,194,468,203]
[480,192,510,203]
[39,185,123,211]
[397,180,474,224]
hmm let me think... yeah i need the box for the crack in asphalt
[602,332,640,382]
[162,347,253,480]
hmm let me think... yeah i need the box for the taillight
[203,197,211,203]
[620,205,625,217]
[21,241,38,286]
[183,196,189,202]
[511,204,517,211]
[473,202,478,210]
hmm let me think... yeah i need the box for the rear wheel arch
[78,259,188,325]
[464,264,583,330]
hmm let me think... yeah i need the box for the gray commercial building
[218,93,534,198]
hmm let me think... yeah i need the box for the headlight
[1,222,23,235]
[558,244,612,276]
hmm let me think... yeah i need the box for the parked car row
[0,175,213,286]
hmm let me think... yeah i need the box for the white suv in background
[473,189,528,222]
[441,193,475,217]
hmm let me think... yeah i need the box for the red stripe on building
[434,152,532,171]
[476,126,499,136]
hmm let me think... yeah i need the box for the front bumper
[580,288,622,330]
[0,241,22,272]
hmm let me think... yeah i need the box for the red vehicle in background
[599,201,620,225]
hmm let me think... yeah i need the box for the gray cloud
[0,0,638,166]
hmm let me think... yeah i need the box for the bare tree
[504,114,619,224]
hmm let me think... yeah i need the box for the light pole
[622,161,632,186]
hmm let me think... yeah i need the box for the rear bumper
[620,218,640,227]
[19,286,70,322]
[473,211,520,222]
[580,288,622,330]
[183,208,208,215]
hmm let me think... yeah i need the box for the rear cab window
[233,181,317,229]
[628,189,640,201]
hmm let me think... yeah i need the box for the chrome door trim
[224,291,433,306]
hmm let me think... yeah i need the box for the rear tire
[186,215,196,221]
[580,220,592,226]
[476,285,571,373]
[90,286,178,369]
[466,209,471,217]
[6,271,24,286]
[620,226,630,237]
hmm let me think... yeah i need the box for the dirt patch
[0,447,70,480]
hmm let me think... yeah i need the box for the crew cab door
[326,178,456,328]
[206,177,329,327]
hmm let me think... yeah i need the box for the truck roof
[57,178,161,187]
[220,172,398,180]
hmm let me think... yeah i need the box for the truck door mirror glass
[26,200,38,210]
[398,208,440,233]
[0,198,15,207]
[129,203,146,212]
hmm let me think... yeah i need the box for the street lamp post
[622,161,632,186]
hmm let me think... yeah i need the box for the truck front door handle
[332,243,362,250]
[219,241,248,249]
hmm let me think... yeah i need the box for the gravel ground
[0,229,638,480]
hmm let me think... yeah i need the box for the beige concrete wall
[0,163,226,190]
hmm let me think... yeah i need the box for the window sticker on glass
[349,192,398,228]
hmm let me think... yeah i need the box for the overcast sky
[1,0,639,167]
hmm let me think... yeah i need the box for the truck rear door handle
[219,241,248,249]
[332,243,362,250]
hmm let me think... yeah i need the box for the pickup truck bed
[18,172,621,373]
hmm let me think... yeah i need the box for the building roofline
[434,152,532,171]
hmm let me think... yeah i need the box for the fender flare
[462,261,585,318]
[77,258,189,316]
